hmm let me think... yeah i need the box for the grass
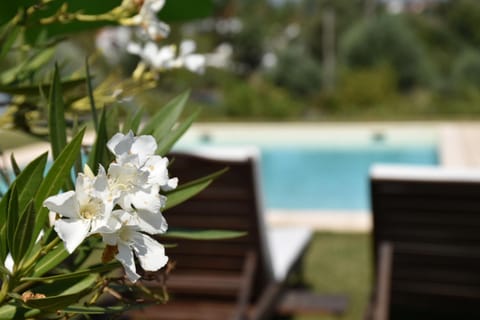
[295,232,372,320]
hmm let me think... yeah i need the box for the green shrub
[451,50,480,89]
[333,65,398,109]
[340,15,433,90]
[267,46,323,97]
[223,77,301,119]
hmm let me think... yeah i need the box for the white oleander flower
[175,40,206,74]
[131,0,170,41]
[127,41,176,71]
[99,210,168,282]
[127,40,206,74]
[107,131,178,191]
[107,131,157,167]
[43,166,114,253]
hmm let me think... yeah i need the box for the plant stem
[20,237,61,274]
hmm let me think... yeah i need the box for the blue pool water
[260,144,438,210]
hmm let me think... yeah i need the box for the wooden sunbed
[124,147,347,319]
[367,164,480,320]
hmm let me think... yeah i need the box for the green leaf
[48,64,67,161]
[141,91,190,136]
[87,107,108,174]
[164,167,227,210]
[0,23,21,60]
[34,128,85,238]
[163,229,246,240]
[11,201,36,266]
[159,0,214,22]
[61,305,134,315]
[106,106,120,139]
[156,109,199,156]
[0,188,12,263]
[14,152,48,212]
[6,185,19,263]
[0,302,40,319]
[123,108,144,134]
[23,262,120,283]
[32,243,69,277]
[0,77,86,96]
[10,153,20,177]
[0,48,55,84]
[16,275,98,311]
[85,57,98,131]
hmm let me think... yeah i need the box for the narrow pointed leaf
[156,109,199,156]
[23,262,120,282]
[11,201,36,265]
[0,24,20,59]
[123,108,144,134]
[85,57,98,131]
[0,77,87,96]
[87,107,108,174]
[163,229,246,240]
[15,275,97,311]
[61,305,134,314]
[165,167,227,210]
[106,106,120,141]
[141,91,190,136]
[0,187,12,263]
[32,243,69,277]
[34,128,85,238]
[10,153,20,177]
[6,186,19,263]
[0,303,40,319]
[48,64,67,161]
[14,152,48,211]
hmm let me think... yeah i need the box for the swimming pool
[176,124,439,211]
[261,145,437,210]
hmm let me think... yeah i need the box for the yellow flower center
[79,199,104,220]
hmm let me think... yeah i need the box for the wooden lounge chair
[367,164,480,320]
[124,147,348,319]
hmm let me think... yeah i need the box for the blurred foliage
[268,45,323,97]
[57,0,480,121]
[340,15,433,90]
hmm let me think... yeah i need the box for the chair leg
[372,242,393,320]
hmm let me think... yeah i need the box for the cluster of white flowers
[43,131,177,282]
[97,0,206,79]
[130,0,170,41]
[127,39,206,75]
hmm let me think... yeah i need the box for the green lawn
[295,232,372,320]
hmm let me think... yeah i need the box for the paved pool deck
[3,122,480,232]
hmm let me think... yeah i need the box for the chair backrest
[162,148,273,302]
[370,164,480,319]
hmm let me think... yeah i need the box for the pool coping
[3,122,480,232]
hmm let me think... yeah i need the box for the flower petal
[54,219,90,253]
[43,191,79,218]
[132,233,168,271]
[131,188,162,213]
[144,156,169,186]
[131,135,157,165]
[116,243,140,282]
[4,253,13,273]
[107,131,134,158]
[135,209,168,234]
